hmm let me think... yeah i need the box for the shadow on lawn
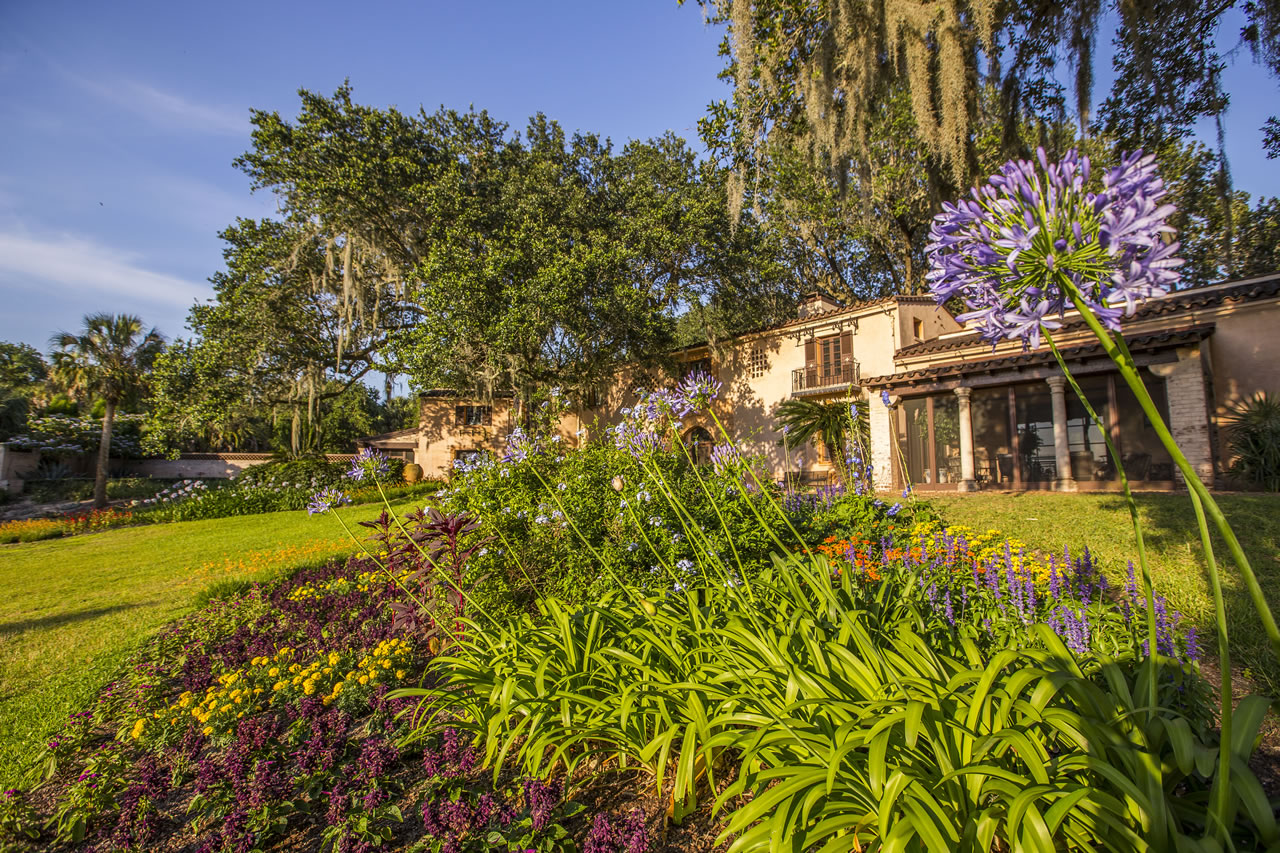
[0,603,143,638]
[1098,491,1280,689]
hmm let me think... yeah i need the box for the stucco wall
[416,398,517,478]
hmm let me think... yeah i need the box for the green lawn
[0,499,420,789]
[929,491,1280,688]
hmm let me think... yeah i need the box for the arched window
[684,426,713,465]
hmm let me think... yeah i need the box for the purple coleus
[925,148,1183,348]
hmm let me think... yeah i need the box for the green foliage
[4,414,145,457]
[140,459,413,523]
[774,397,866,484]
[1225,391,1280,491]
[696,1,1280,294]
[414,546,1269,850]
[192,578,256,607]
[436,439,785,621]
[0,342,47,390]
[802,493,938,544]
[24,477,166,505]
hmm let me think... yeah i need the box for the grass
[929,490,1280,689]
[0,497,423,789]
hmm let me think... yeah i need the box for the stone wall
[0,446,41,495]
[1151,345,1214,484]
[121,453,356,481]
[869,395,895,493]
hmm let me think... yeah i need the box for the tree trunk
[94,399,115,509]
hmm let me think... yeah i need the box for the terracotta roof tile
[894,272,1280,359]
[863,323,1216,387]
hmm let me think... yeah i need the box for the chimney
[798,292,842,319]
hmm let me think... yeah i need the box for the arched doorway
[684,426,713,465]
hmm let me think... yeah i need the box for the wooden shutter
[483,407,493,426]
[804,338,816,387]
[454,405,464,427]
[840,330,854,381]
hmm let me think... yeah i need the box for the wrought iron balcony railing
[791,362,860,394]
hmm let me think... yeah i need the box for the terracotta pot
[403,462,424,483]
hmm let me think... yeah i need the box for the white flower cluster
[134,479,207,506]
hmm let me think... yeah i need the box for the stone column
[1046,375,1076,491]
[954,386,977,491]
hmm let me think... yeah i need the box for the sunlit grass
[929,491,1280,687]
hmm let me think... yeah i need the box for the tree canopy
[693,0,1280,294]
[147,86,795,453]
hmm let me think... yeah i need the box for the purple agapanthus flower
[679,370,722,412]
[926,148,1182,348]
[880,389,892,407]
[307,488,352,515]
[347,446,391,481]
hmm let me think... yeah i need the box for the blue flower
[880,389,892,407]
[307,488,352,515]
[347,447,391,481]
[926,148,1182,347]
[887,503,903,517]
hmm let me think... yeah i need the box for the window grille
[748,347,767,379]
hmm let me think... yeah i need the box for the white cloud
[0,230,211,308]
[59,67,247,136]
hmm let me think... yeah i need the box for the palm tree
[51,314,164,508]
[774,397,869,486]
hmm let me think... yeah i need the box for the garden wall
[0,446,40,495]
[121,453,356,480]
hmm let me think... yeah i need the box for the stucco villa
[359,272,1280,495]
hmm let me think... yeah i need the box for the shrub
[142,458,414,523]
[192,578,256,607]
[1225,391,1280,491]
[436,436,849,620]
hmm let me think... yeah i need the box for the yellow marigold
[130,719,145,739]
[328,652,341,666]
[273,682,285,691]
[332,682,343,695]
[203,726,214,736]
[221,704,233,713]
[358,675,369,685]
[303,680,317,696]
[268,667,279,677]
[396,670,406,679]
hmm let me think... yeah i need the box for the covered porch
[866,325,1217,493]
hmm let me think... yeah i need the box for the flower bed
[0,508,134,544]
[2,547,653,852]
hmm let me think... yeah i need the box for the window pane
[932,395,960,484]
[902,398,930,484]
[1065,376,1112,480]
[1014,383,1056,483]
[972,387,1012,486]
[1115,369,1174,479]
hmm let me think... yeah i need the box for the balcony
[792,362,860,395]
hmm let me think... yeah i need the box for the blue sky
[1,1,1276,366]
